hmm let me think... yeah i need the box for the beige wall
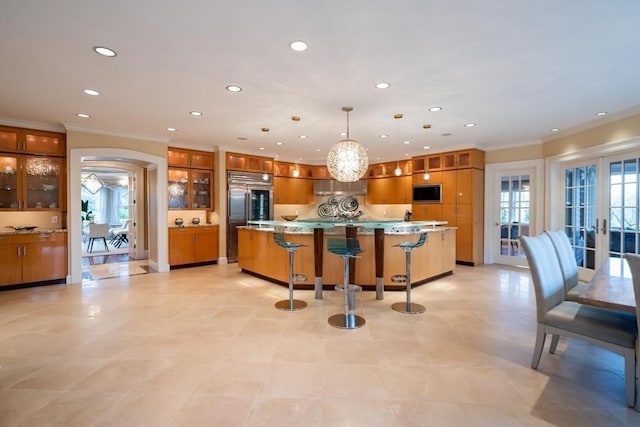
[485,144,543,164]
[67,131,168,157]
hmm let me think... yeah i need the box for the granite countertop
[0,227,67,235]
[244,219,453,235]
[169,224,219,228]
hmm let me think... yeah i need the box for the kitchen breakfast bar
[238,219,456,298]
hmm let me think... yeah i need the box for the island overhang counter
[238,219,456,298]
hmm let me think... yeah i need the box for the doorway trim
[484,159,544,265]
[69,148,169,283]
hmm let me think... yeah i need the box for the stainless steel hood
[313,179,367,195]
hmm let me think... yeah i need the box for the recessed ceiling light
[290,40,308,51]
[258,147,265,150]
[298,135,307,139]
[83,89,100,96]
[379,134,389,138]
[550,128,560,132]
[339,132,347,137]
[226,85,242,92]
[375,82,391,89]
[596,111,607,116]
[166,127,177,132]
[464,123,476,127]
[441,133,452,136]
[423,146,430,150]
[76,113,90,118]
[403,140,411,145]
[93,46,117,57]
[190,111,203,117]
[428,107,442,112]
[275,141,283,146]
[237,137,248,141]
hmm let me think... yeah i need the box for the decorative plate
[339,196,359,212]
[317,203,334,218]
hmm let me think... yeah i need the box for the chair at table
[87,223,110,253]
[623,252,640,409]
[110,220,130,248]
[545,229,589,302]
[521,234,638,408]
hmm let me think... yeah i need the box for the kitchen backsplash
[275,195,410,220]
[0,211,65,230]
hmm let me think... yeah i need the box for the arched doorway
[69,148,169,283]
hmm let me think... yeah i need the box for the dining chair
[545,230,589,301]
[521,234,638,408]
[87,223,110,253]
[109,219,130,248]
[624,252,640,409]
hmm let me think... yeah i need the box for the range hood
[313,179,367,195]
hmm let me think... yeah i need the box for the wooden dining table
[578,257,636,314]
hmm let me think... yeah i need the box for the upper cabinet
[0,154,64,210]
[274,161,312,178]
[226,152,273,173]
[442,149,485,170]
[168,147,213,170]
[168,147,214,210]
[0,125,66,211]
[366,160,411,178]
[0,126,66,157]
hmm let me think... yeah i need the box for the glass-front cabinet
[0,155,63,210]
[168,168,213,210]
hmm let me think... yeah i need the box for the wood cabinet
[366,160,411,178]
[366,176,411,204]
[426,228,456,277]
[168,225,219,266]
[0,126,66,157]
[312,165,331,179]
[274,161,312,178]
[442,149,484,170]
[0,232,67,286]
[0,154,64,210]
[226,152,274,173]
[168,168,213,210]
[273,176,314,204]
[412,154,443,173]
[168,147,213,170]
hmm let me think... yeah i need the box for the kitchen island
[238,219,455,296]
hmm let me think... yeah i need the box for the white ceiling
[1,0,639,165]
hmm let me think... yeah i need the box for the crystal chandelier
[326,106,369,182]
[81,173,105,194]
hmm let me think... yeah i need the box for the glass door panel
[563,164,597,270]
[168,168,189,209]
[497,174,530,262]
[0,155,19,209]
[25,157,61,209]
[249,189,271,221]
[191,170,212,209]
[608,157,639,258]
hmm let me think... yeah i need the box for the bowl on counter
[191,217,201,225]
[281,215,298,221]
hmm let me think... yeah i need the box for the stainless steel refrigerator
[227,171,273,262]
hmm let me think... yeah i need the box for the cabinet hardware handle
[595,219,599,234]
[17,247,21,256]
[601,218,607,235]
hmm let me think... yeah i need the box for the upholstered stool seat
[327,238,365,329]
[273,232,307,311]
[391,232,427,314]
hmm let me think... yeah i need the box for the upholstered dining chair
[521,233,638,408]
[624,252,640,409]
[87,223,110,253]
[545,230,589,301]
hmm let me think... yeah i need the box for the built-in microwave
[412,183,442,203]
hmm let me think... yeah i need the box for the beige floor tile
[1,263,640,426]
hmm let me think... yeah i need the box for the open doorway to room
[80,163,148,282]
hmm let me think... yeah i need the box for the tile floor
[1,263,639,426]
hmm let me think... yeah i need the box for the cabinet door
[168,168,190,209]
[23,131,65,157]
[191,170,213,209]
[168,148,190,167]
[455,204,474,263]
[0,241,22,285]
[442,171,457,205]
[366,178,386,204]
[24,156,63,209]
[0,127,20,152]
[0,155,20,210]
[427,154,443,171]
[168,229,195,265]
[296,179,314,204]
[273,176,285,204]
[22,236,67,283]
[193,228,218,263]
[190,152,213,169]
[456,169,473,205]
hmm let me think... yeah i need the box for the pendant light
[423,124,431,181]
[393,113,403,176]
[326,106,369,182]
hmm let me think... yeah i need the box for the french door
[556,150,640,279]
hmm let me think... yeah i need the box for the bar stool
[391,232,427,314]
[327,238,365,329]
[273,232,308,311]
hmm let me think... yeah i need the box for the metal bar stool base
[391,302,426,314]
[328,313,366,329]
[275,299,307,311]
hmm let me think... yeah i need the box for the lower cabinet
[168,226,218,266]
[0,232,67,286]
